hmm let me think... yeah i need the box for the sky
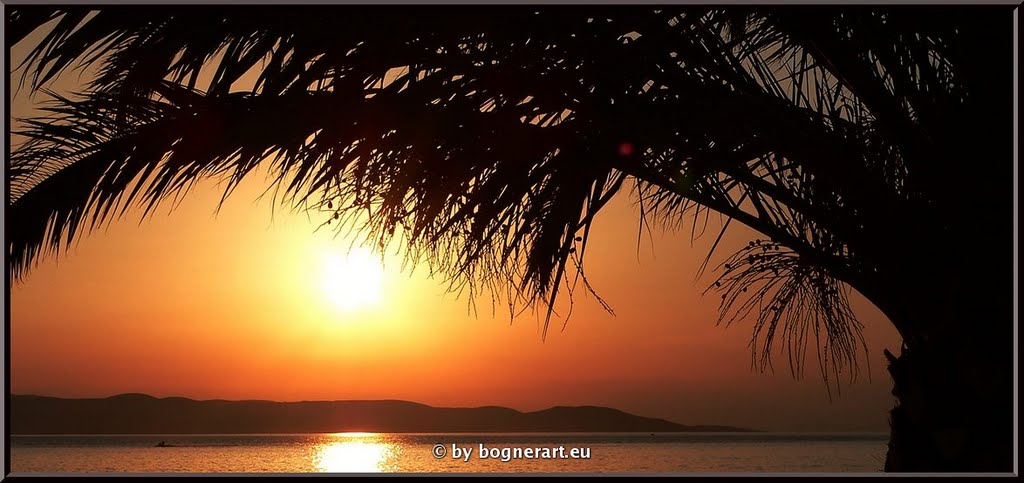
[7,24,903,432]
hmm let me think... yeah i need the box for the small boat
[155,441,176,447]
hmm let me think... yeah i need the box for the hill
[10,394,752,434]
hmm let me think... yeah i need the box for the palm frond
[10,5,997,385]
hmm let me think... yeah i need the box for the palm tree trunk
[883,339,1013,471]
[880,274,1014,472]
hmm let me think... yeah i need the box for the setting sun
[321,247,385,312]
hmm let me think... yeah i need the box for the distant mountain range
[11,394,753,434]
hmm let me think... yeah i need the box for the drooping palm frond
[708,240,866,390]
[9,5,1000,385]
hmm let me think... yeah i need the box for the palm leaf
[9,5,996,387]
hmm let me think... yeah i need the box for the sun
[321,247,384,312]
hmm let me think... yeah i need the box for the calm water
[10,433,888,473]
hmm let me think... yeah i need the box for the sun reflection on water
[312,433,399,472]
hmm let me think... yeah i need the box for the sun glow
[321,247,385,312]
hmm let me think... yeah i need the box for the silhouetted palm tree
[7,6,1014,472]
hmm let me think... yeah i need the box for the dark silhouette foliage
[7,6,1015,471]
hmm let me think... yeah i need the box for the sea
[9,432,889,474]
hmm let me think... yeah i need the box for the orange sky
[7,27,902,432]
